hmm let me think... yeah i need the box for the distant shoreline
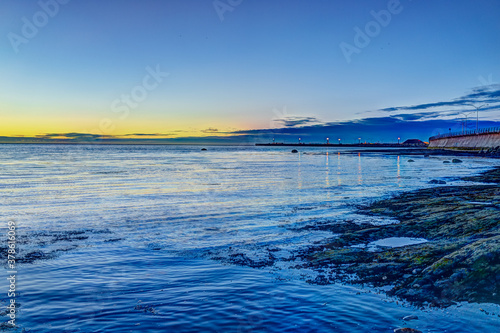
[0,142,254,146]
[256,143,410,147]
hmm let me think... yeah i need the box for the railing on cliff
[429,127,500,141]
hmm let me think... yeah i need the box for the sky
[1,0,500,144]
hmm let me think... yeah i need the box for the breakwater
[429,127,500,149]
[256,143,404,147]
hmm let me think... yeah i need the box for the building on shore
[402,139,427,147]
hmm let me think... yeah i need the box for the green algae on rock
[301,167,500,307]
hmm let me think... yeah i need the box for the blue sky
[1,0,499,143]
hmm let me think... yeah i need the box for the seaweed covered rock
[423,235,499,303]
[300,166,500,307]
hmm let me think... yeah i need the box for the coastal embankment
[429,128,500,149]
[299,167,500,307]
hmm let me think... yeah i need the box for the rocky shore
[299,167,500,307]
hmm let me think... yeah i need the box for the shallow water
[1,144,499,332]
[359,237,429,252]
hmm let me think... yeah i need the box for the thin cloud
[273,116,323,127]
[379,84,500,113]
[390,111,462,121]
[201,128,219,133]
[33,133,109,140]
[122,133,174,137]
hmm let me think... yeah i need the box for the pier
[255,143,404,147]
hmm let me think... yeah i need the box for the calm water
[1,144,499,332]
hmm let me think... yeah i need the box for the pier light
[398,137,400,144]
[298,137,301,144]
[358,137,361,144]
[466,103,489,132]
[461,111,473,134]
[338,138,341,145]
[326,137,329,144]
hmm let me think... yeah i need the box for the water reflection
[397,155,401,186]
[337,152,341,186]
[325,152,330,188]
[297,152,302,191]
[357,152,363,185]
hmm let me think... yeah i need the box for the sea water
[0,144,499,332]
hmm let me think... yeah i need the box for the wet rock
[428,179,446,184]
[422,235,500,304]
[291,149,298,153]
[407,159,415,162]
[463,167,500,183]
[201,148,207,151]
[452,159,463,163]
[299,166,500,307]
[443,160,450,163]
[402,315,419,321]
[481,146,500,157]
[295,220,375,234]
[394,328,422,333]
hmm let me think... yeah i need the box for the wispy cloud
[379,84,500,113]
[121,133,175,137]
[35,133,106,140]
[33,132,181,140]
[201,128,219,133]
[389,111,462,121]
[273,116,323,127]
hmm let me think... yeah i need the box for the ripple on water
[1,145,500,332]
[7,247,498,333]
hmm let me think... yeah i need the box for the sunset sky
[1,0,500,143]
